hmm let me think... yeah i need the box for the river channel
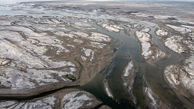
[0,3,191,109]
[80,23,188,109]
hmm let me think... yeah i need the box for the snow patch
[123,61,134,77]
[167,24,192,34]
[164,35,184,53]
[61,91,94,109]
[156,29,168,36]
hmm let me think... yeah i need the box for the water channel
[81,23,188,109]
[0,4,191,109]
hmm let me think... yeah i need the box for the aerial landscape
[0,0,193,109]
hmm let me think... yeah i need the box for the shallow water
[0,3,191,109]
[81,23,190,109]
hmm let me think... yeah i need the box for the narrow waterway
[81,23,188,109]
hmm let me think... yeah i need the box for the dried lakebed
[0,1,194,109]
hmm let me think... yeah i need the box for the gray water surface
[81,23,189,109]
[0,3,191,109]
